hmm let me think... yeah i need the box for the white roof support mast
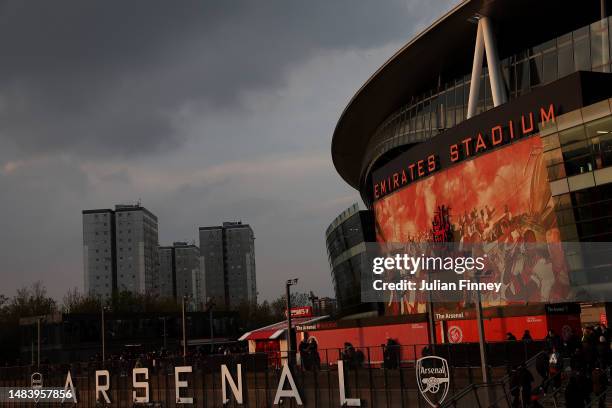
[466,15,508,119]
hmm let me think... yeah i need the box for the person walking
[565,376,585,408]
[549,347,562,390]
[519,365,534,408]
[510,368,521,408]
[307,337,320,371]
[592,366,608,408]
[298,336,311,370]
[535,351,549,391]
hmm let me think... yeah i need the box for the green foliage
[109,290,181,313]
[270,291,310,319]
[235,292,312,331]
[235,300,276,330]
[62,287,102,313]
[60,288,181,314]
[0,282,57,323]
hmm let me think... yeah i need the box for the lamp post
[475,273,489,384]
[159,316,168,350]
[101,305,105,364]
[182,296,187,360]
[286,278,298,365]
[206,298,215,353]
[37,317,41,369]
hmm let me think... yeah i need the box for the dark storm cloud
[0,0,448,158]
[0,0,460,300]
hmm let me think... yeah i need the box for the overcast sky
[0,0,457,302]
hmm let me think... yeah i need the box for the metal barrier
[442,350,549,408]
[0,341,546,407]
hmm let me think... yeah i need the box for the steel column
[480,16,508,107]
[467,20,485,119]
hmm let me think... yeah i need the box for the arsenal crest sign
[416,356,450,407]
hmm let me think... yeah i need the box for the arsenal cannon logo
[416,356,450,407]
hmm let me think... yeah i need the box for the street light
[101,305,110,365]
[205,298,216,353]
[161,316,167,350]
[474,273,489,384]
[182,295,188,360]
[286,278,298,365]
[37,317,42,369]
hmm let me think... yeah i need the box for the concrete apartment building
[82,209,115,298]
[158,242,203,307]
[158,246,175,299]
[199,222,256,309]
[83,204,159,297]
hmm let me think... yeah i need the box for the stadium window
[559,126,587,147]
[542,50,558,84]
[529,54,543,87]
[590,19,610,72]
[516,58,530,95]
[547,163,566,181]
[573,27,591,71]
[541,133,560,152]
[586,116,612,169]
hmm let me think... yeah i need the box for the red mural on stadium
[374,136,570,314]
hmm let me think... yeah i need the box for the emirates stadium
[326,0,612,343]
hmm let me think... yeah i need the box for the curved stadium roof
[331,0,606,191]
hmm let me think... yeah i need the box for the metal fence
[0,341,545,407]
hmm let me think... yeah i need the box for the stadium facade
[325,203,381,318]
[328,0,612,339]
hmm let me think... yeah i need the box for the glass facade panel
[462,77,470,120]
[588,117,612,169]
[585,116,612,139]
[590,19,610,71]
[561,130,593,175]
[544,116,612,190]
[592,133,612,169]
[326,209,376,315]
[559,126,587,146]
[542,133,560,151]
[516,58,530,95]
[530,54,543,87]
[431,95,439,133]
[544,148,564,166]
[555,208,576,226]
[553,185,612,241]
[573,27,591,71]
[365,17,612,171]
[554,194,573,210]
[542,50,558,83]
[501,58,512,96]
[445,85,455,129]
[557,35,574,78]
[547,163,566,180]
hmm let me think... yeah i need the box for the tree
[236,300,277,331]
[5,282,57,321]
[61,288,182,314]
[270,292,310,321]
[0,282,56,365]
[109,290,180,313]
[61,287,102,313]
